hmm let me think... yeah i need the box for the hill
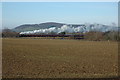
[13,22,65,32]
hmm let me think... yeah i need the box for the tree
[84,31,104,41]
[2,28,19,37]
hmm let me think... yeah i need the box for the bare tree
[2,28,19,37]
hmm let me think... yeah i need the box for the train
[19,34,84,39]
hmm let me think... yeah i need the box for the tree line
[84,31,120,41]
[1,28,120,41]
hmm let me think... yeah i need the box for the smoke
[20,25,84,34]
[20,24,117,34]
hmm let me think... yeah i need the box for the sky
[2,2,118,29]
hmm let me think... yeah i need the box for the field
[2,38,118,78]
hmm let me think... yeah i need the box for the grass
[2,38,118,78]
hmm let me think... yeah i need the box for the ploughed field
[2,38,118,78]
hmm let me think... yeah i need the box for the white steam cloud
[20,25,83,34]
[20,24,117,34]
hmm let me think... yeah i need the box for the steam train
[19,34,84,39]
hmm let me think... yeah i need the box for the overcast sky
[2,2,118,29]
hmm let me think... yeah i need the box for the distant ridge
[13,22,66,32]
